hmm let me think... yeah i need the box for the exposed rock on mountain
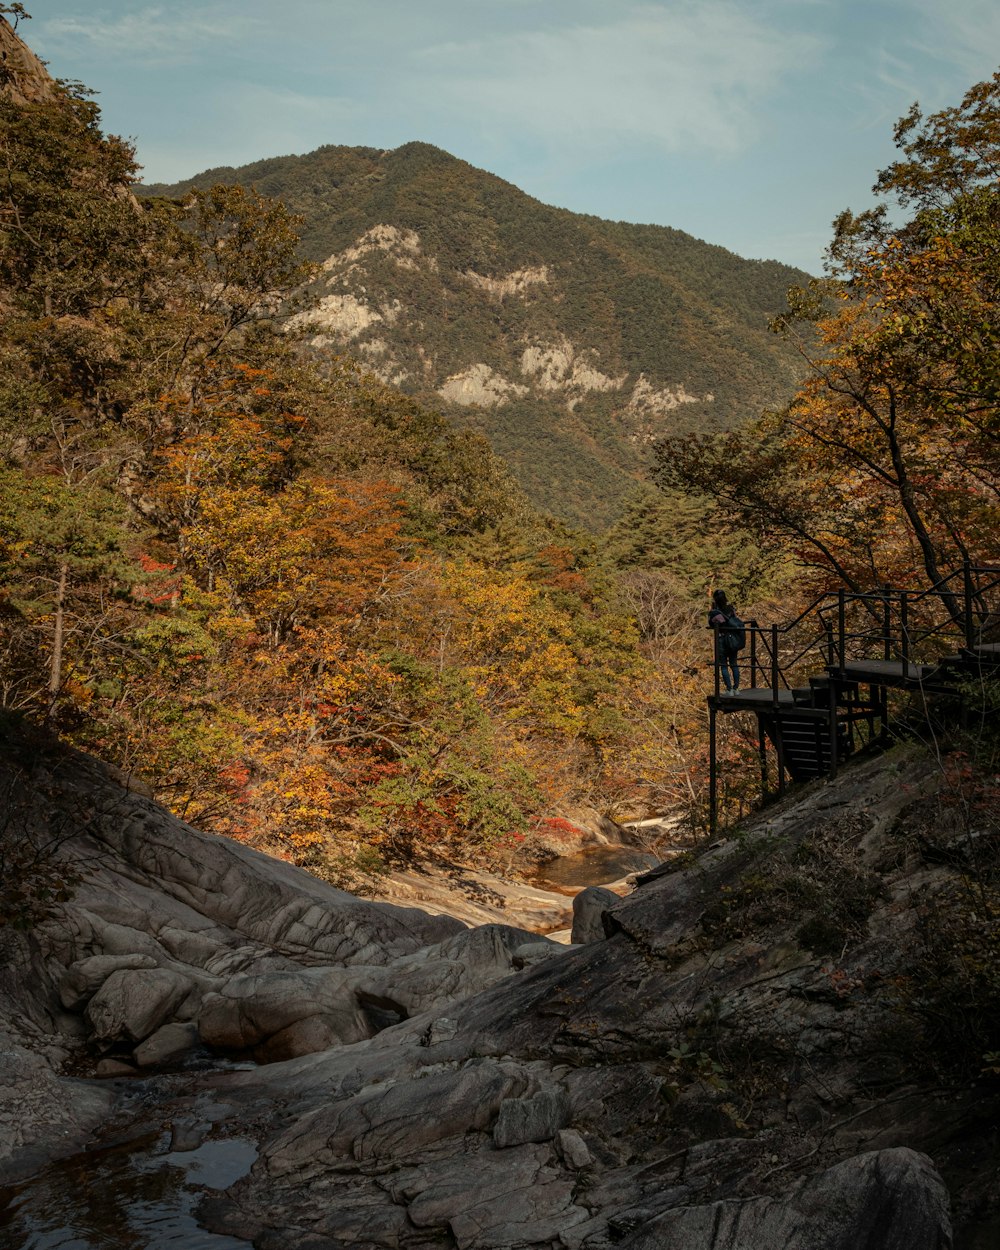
[141,143,809,528]
[0,15,55,106]
[2,726,997,1246]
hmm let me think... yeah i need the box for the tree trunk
[46,561,68,718]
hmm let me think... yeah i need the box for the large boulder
[59,954,158,1011]
[570,885,617,943]
[84,967,195,1043]
[132,1021,200,1068]
[198,967,373,1054]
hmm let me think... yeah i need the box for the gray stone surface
[85,967,195,1043]
[133,1020,200,1067]
[511,940,563,968]
[2,737,995,1248]
[0,1030,114,1184]
[263,1058,530,1176]
[556,1127,593,1170]
[493,1088,569,1148]
[198,966,371,1053]
[618,1148,952,1250]
[571,885,617,943]
[94,1058,138,1077]
[59,954,158,1010]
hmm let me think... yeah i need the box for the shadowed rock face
[616,1149,952,1250]
[1,733,996,1247]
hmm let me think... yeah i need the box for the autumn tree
[657,74,1000,602]
[0,31,691,873]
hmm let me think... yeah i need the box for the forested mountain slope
[0,15,707,882]
[142,143,809,528]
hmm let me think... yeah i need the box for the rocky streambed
[0,732,996,1248]
[2,1067,259,1249]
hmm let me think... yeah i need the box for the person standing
[709,589,743,695]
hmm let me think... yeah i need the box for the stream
[0,1069,258,1250]
[533,844,660,889]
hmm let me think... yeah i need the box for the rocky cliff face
[0,16,56,106]
[1,727,996,1247]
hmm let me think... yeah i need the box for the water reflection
[535,845,659,888]
[0,1134,257,1249]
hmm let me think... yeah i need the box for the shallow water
[534,844,659,888]
[0,1112,257,1250]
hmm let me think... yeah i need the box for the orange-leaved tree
[657,74,1000,603]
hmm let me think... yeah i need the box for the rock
[255,1014,361,1063]
[0,1034,114,1185]
[618,1148,951,1250]
[263,1059,531,1176]
[536,806,630,854]
[169,1117,209,1152]
[493,1088,569,1148]
[382,865,572,931]
[59,953,158,1011]
[571,886,617,943]
[0,14,59,105]
[133,1020,200,1068]
[94,1058,138,1078]
[556,1128,593,1170]
[404,1143,591,1250]
[85,968,194,1043]
[511,941,562,969]
[351,923,550,1020]
[198,967,372,1053]
[424,1016,458,1045]
[24,746,463,990]
[6,735,999,1248]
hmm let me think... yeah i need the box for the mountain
[141,143,810,529]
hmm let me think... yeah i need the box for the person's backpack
[722,612,746,654]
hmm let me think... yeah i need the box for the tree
[0,469,138,717]
[657,75,1000,602]
[0,6,30,32]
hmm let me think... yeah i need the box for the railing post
[837,589,846,675]
[882,586,891,661]
[825,623,835,670]
[709,703,718,837]
[750,623,758,689]
[900,592,909,671]
[771,624,779,707]
[963,558,975,650]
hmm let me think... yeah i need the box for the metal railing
[710,562,1000,705]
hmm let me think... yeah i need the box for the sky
[21,0,1000,274]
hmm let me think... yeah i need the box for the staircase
[707,563,1000,832]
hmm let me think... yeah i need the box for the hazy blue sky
[24,1,1000,273]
